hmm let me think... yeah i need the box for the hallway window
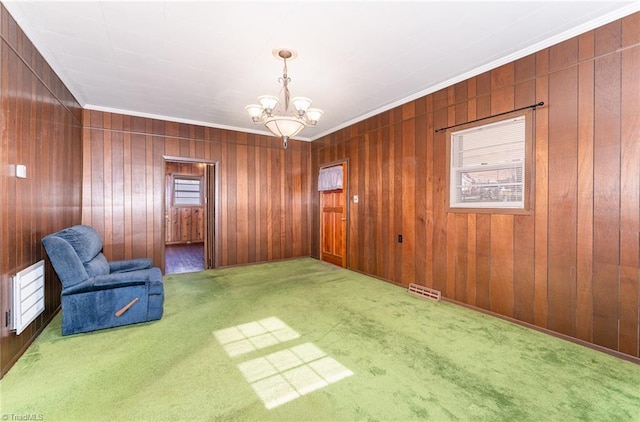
[173,176,202,206]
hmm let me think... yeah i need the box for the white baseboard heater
[11,260,45,335]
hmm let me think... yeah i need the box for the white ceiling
[3,1,639,141]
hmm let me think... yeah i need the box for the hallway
[165,243,204,274]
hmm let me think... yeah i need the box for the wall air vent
[408,283,441,301]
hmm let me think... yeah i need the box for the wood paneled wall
[82,111,312,269]
[0,5,83,377]
[311,13,640,359]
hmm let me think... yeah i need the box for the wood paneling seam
[0,38,82,124]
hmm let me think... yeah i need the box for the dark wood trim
[443,297,640,366]
[345,260,640,365]
[1,306,61,377]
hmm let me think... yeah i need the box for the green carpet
[1,258,639,421]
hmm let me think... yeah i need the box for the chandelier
[245,49,323,149]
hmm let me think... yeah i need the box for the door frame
[319,159,349,268]
[162,155,220,270]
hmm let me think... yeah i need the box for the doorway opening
[163,157,218,274]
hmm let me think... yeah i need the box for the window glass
[448,114,530,212]
[174,177,201,206]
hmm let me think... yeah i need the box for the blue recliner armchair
[42,225,164,335]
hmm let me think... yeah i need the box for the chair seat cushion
[110,258,153,273]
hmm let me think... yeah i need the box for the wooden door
[320,164,347,267]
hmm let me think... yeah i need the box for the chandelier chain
[280,58,291,113]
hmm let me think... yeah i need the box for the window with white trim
[447,112,532,213]
[173,176,202,206]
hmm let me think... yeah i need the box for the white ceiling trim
[311,1,640,140]
[5,1,640,142]
[83,103,310,141]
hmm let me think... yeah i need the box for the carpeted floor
[1,258,639,421]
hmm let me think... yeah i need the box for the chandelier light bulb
[306,108,324,126]
[292,97,312,117]
[258,95,279,116]
[245,104,263,122]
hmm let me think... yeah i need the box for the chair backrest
[42,225,109,288]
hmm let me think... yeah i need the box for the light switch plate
[16,164,27,179]
[353,195,359,203]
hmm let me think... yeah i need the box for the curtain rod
[434,101,544,133]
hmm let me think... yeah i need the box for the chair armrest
[62,270,152,295]
[109,258,153,273]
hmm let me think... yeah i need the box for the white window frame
[173,175,203,207]
[446,110,533,214]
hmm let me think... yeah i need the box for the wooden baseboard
[216,255,313,270]
[341,264,640,365]
[442,297,640,366]
[1,305,61,379]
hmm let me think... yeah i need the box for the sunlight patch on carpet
[239,343,353,409]
[214,318,354,409]
[213,316,300,357]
